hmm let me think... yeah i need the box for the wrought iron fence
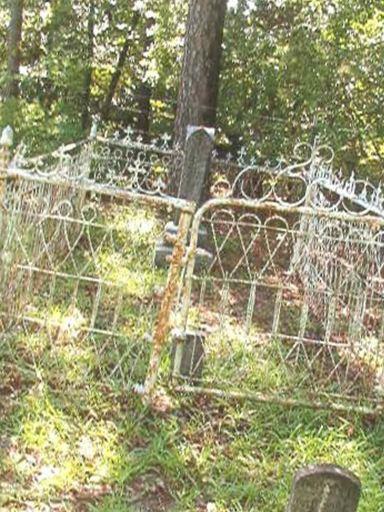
[0,129,192,400]
[173,142,384,414]
[1,130,383,414]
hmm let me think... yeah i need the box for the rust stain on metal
[143,209,193,402]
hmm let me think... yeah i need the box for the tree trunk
[134,18,155,140]
[42,0,62,109]
[135,82,152,140]
[81,0,95,130]
[6,0,24,99]
[101,12,140,122]
[101,38,130,121]
[174,0,227,149]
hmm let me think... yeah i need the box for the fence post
[286,464,361,512]
[143,207,194,402]
[0,126,13,297]
[290,143,319,272]
[155,125,214,267]
[75,119,98,213]
[0,126,13,200]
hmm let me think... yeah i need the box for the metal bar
[95,135,180,158]
[190,198,384,227]
[174,384,383,416]
[272,287,283,335]
[16,265,115,286]
[3,314,129,339]
[245,281,257,334]
[143,209,193,401]
[189,274,376,294]
[4,167,195,213]
[12,138,90,166]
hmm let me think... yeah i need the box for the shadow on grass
[1,350,384,512]
[1,203,383,511]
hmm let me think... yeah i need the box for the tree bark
[6,0,24,99]
[135,82,152,139]
[81,0,95,130]
[174,0,227,149]
[101,12,140,121]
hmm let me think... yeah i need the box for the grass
[1,387,383,511]
[0,202,383,511]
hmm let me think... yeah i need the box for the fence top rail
[10,128,182,169]
[3,165,196,213]
[4,130,384,220]
[191,197,384,227]
[212,140,384,218]
[94,135,182,157]
[8,138,91,171]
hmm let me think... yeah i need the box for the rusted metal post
[143,207,194,401]
[0,126,13,200]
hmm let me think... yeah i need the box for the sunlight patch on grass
[2,203,383,511]
[95,250,164,297]
[9,389,121,500]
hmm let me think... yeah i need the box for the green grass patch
[0,203,383,511]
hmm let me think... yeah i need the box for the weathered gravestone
[156,127,215,384]
[171,329,205,382]
[155,125,214,269]
[286,464,361,512]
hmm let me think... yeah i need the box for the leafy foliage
[220,0,384,177]
[0,0,382,179]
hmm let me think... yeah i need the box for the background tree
[5,0,24,99]
[219,0,384,177]
[100,9,140,123]
[174,0,228,148]
[81,0,95,130]
[0,0,382,181]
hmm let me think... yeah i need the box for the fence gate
[172,143,384,414]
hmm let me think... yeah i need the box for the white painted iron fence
[173,142,384,414]
[0,128,191,400]
[1,129,383,415]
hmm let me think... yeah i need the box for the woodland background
[0,0,383,179]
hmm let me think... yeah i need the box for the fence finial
[0,126,14,147]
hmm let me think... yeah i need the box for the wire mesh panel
[175,201,384,412]
[175,138,384,415]
[0,136,188,397]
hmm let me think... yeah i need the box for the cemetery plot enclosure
[1,132,384,415]
[0,134,190,396]
[174,145,384,414]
